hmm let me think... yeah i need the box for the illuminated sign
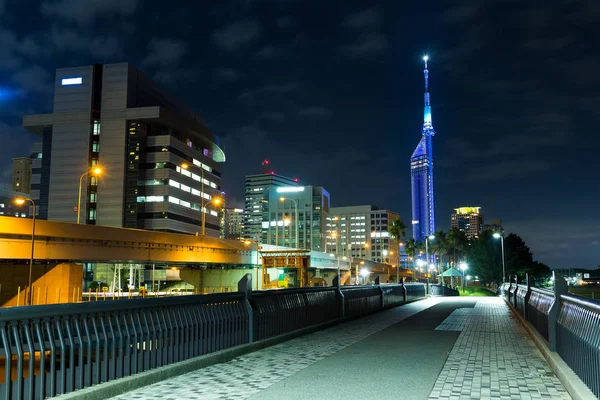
[61,77,83,86]
[276,186,305,193]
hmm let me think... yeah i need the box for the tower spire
[422,55,434,136]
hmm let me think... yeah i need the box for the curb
[502,297,596,400]
[56,297,425,400]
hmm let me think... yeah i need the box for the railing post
[524,273,534,321]
[548,272,567,352]
[374,276,384,308]
[512,275,518,308]
[238,274,254,343]
[401,277,406,302]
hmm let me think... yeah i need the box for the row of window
[136,196,218,216]
[169,179,211,200]
[175,165,218,188]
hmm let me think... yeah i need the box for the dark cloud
[255,46,276,59]
[261,112,285,122]
[297,107,332,118]
[212,20,261,52]
[342,8,382,29]
[214,68,242,81]
[276,16,294,29]
[50,25,121,58]
[40,0,138,24]
[238,82,298,105]
[142,38,187,67]
[11,65,53,95]
[338,33,388,58]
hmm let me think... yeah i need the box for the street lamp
[416,259,425,281]
[425,234,435,275]
[280,197,299,249]
[244,240,260,290]
[493,232,506,283]
[360,268,369,285]
[77,167,102,224]
[15,197,36,305]
[460,262,468,293]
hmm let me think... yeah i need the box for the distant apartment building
[224,208,244,240]
[451,207,484,239]
[243,173,298,241]
[0,185,28,218]
[12,157,31,194]
[328,205,401,265]
[23,63,224,236]
[484,218,503,235]
[260,185,330,251]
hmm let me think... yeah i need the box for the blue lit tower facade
[410,56,436,242]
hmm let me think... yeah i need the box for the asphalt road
[247,300,476,400]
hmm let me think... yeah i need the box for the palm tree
[431,231,449,279]
[447,227,469,267]
[405,238,418,269]
[389,218,407,241]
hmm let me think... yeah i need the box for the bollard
[401,277,407,302]
[548,271,567,351]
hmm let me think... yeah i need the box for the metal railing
[430,285,460,297]
[0,277,426,399]
[500,274,600,397]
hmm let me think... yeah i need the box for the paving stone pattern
[430,298,571,400]
[112,298,441,400]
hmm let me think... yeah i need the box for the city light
[417,259,425,267]
[493,232,501,239]
[460,262,468,271]
[428,235,435,240]
[92,167,102,175]
[276,186,304,193]
[360,268,369,277]
[423,55,429,62]
[15,198,26,205]
[61,77,83,86]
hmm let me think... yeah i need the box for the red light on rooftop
[271,171,275,175]
[294,178,299,182]
[263,159,269,164]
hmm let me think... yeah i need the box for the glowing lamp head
[180,163,189,170]
[460,263,468,271]
[15,198,26,205]
[280,197,285,202]
[244,240,251,245]
[92,167,102,175]
[428,235,435,240]
[493,233,502,239]
[423,55,429,62]
[213,198,222,205]
[360,268,369,277]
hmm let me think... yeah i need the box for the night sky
[0,0,598,269]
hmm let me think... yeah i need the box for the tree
[405,238,418,268]
[466,230,503,284]
[430,231,449,270]
[389,218,407,241]
[447,227,469,267]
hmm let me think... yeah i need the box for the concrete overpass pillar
[180,268,254,294]
[0,262,83,307]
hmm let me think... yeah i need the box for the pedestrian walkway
[111,297,571,400]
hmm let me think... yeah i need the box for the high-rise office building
[411,56,436,243]
[224,208,244,240]
[484,218,503,235]
[243,173,297,241]
[12,157,31,194]
[451,207,484,239]
[261,185,330,251]
[328,205,401,265]
[23,63,225,236]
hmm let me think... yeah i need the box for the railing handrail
[560,293,600,312]
[0,291,246,322]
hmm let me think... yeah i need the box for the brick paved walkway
[430,298,571,400]
[111,297,571,400]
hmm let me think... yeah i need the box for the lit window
[168,196,179,205]
[169,180,180,188]
[89,209,97,220]
[180,184,190,193]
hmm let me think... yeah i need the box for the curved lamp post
[77,167,102,224]
[15,197,36,305]
[493,232,506,283]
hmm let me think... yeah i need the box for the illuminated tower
[410,55,436,242]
